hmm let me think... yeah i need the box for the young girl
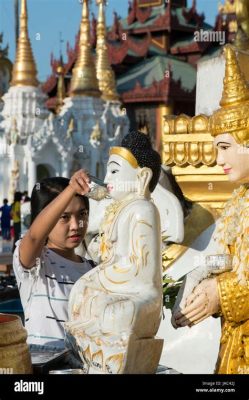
[13,169,92,349]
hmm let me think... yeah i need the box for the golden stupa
[95,0,119,101]
[11,0,38,87]
[70,0,101,97]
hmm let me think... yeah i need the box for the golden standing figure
[172,45,249,374]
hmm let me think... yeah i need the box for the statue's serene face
[214,133,249,183]
[104,154,138,200]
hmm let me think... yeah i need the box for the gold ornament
[56,63,66,113]
[67,117,74,137]
[218,0,236,14]
[11,0,38,87]
[90,121,102,143]
[209,45,249,144]
[96,0,119,101]
[70,0,101,97]
[234,0,249,49]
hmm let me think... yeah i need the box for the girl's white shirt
[13,240,92,348]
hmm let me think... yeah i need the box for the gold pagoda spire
[96,0,119,101]
[11,0,38,87]
[209,45,249,144]
[70,0,101,97]
[56,62,66,114]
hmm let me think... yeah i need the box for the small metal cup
[85,175,109,201]
[205,254,233,275]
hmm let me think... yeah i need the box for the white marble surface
[196,53,225,116]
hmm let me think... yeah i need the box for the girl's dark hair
[30,177,89,224]
[121,131,161,192]
[14,192,23,202]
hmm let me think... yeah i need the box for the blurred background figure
[22,191,31,203]
[21,190,31,235]
[0,199,11,241]
[11,192,22,253]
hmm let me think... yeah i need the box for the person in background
[0,199,11,240]
[22,190,31,203]
[11,192,22,252]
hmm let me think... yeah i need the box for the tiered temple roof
[42,0,228,112]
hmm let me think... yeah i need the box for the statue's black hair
[121,131,161,192]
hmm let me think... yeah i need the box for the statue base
[123,336,164,374]
[87,336,164,374]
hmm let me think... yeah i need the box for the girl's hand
[173,278,220,327]
[69,169,91,196]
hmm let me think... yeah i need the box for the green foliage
[163,274,183,311]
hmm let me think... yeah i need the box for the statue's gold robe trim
[216,271,249,374]
[213,185,249,374]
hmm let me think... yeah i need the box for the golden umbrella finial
[96,0,119,101]
[209,45,249,144]
[11,0,38,87]
[70,0,101,97]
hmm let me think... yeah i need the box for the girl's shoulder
[13,239,47,282]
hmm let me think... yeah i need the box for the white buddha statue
[65,131,163,374]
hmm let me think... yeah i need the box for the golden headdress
[209,45,249,144]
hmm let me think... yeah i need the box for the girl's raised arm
[19,170,90,269]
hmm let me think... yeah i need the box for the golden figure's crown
[209,45,249,143]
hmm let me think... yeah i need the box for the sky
[0,0,222,82]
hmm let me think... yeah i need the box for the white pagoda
[0,0,129,202]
